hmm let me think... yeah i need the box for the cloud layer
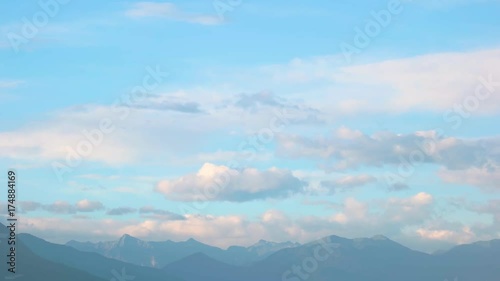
[156,163,306,202]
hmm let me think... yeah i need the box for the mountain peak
[371,234,389,241]
[251,239,272,246]
[183,238,207,246]
[117,234,139,246]
[120,233,135,239]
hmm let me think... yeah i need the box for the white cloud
[276,127,500,191]
[156,163,306,202]
[416,227,475,244]
[332,49,500,114]
[0,92,315,168]
[125,2,222,25]
[248,48,500,115]
[439,164,500,191]
[75,199,105,212]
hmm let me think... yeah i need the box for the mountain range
[1,223,499,281]
[66,234,300,267]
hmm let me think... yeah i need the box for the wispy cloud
[0,80,24,89]
[20,199,105,214]
[125,2,223,25]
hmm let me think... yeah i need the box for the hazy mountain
[18,233,181,281]
[248,239,301,256]
[0,223,106,281]
[163,253,243,281]
[162,234,500,281]
[67,234,300,267]
[433,239,500,280]
[9,225,500,281]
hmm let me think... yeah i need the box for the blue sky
[0,0,499,252]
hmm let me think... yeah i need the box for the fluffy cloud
[76,199,105,212]
[156,163,306,202]
[439,164,500,191]
[416,227,474,244]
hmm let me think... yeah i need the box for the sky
[0,0,499,253]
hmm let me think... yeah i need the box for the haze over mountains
[1,223,499,281]
[66,234,300,267]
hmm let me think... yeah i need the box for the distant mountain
[434,239,500,280]
[66,235,299,267]
[248,239,300,256]
[8,224,500,281]
[0,223,106,281]
[18,233,181,281]
[163,253,243,281]
[162,234,500,281]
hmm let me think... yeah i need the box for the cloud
[0,91,316,167]
[134,94,204,113]
[416,227,474,244]
[125,2,222,25]
[139,206,185,220]
[107,207,137,216]
[0,80,23,89]
[19,201,43,212]
[388,182,410,192]
[234,92,285,110]
[251,48,500,115]
[44,201,77,214]
[19,200,105,214]
[334,49,500,114]
[276,127,500,190]
[439,164,500,191]
[16,192,500,252]
[156,163,306,202]
[76,199,105,212]
[16,192,474,253]
[320,174,377,193]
